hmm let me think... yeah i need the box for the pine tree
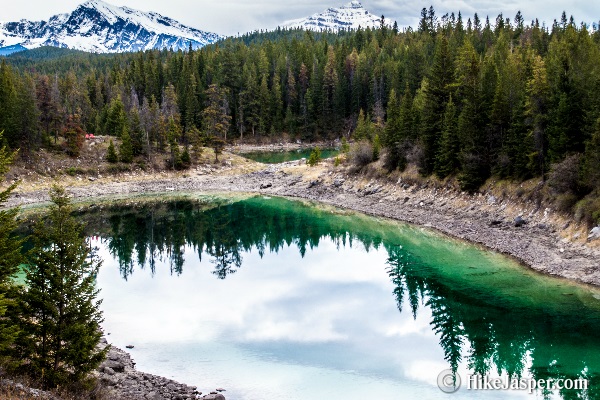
[322,46,338,130]
[307,146,322,167]
[420,35,454,175]
[525,55,549,177]
[398,86,415,140]
[128,108,145,157]
[105,97,127,137]
[106,139,118,163]
[119,130,134,163]
[202,85,231,162]
[167,117,182,169]
[0,131,22,359]
[435,97,460,177]
[341,137,350,154]
[258,75,271,136]
[354,109,373,141]
[18,186,106,388]
[372,133,381,161]
[0,61,18,148]
[383,89,402,170]
[271,74,284,132]
[16,74,41,153]
[384,89,400,148]
[180,147,191,170]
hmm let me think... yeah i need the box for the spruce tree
[167,117,182,169]
[435,97,460,178]
[106,139,118,163]
[105,97,127,137]
[383,89,402,170]
[0,62,18,148]
[0,131,22,359]
[372,134,381,161]
[202,85,231,161]
[18,186,106,388]
[384,89,400,148]
[128,108,145,157]
[307,146,322,167]
[420,35,454,175]
[119,130,134,163]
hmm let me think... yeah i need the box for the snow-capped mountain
[0,0,223,54]
[282,1,385,32]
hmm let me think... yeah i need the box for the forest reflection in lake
[75,195,600,399]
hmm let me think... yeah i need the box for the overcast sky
[1,0,598,36]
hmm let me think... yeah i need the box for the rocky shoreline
[6,160,600,287]
[96,339,225,400]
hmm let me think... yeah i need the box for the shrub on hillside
[307,147,322,167]
[574,193,600,226]
[548,154,581,194]
[349,140,373,168]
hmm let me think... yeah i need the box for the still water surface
[87,195,600,399]
[239,148,339,163]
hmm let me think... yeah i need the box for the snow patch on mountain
[0,0,222,54]
[282,1,386,32]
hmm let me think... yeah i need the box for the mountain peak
[80,0,106,6]
[76,0,126,24]
[0,0,222,54]
[282,1,384,32]
[344,1,364,9]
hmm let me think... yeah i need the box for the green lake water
[239,148,339,163]
[72,194,600,399]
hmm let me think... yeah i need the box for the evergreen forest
[1,8,600,217]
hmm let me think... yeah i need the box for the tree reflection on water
[72,196,598,399]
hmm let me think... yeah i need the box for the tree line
[1,8,600,220]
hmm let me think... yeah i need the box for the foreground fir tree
[0,131,23,358]
[18,186,106,388]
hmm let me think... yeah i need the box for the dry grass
[0,376,109,400]
[0,385,40,400]
[1,143,263,195]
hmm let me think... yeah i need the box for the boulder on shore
[514,216,527,227]
[203,394,226,400]
[588,227,600,241]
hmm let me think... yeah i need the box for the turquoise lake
[83,194,600,399]
[238,148,339,163]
